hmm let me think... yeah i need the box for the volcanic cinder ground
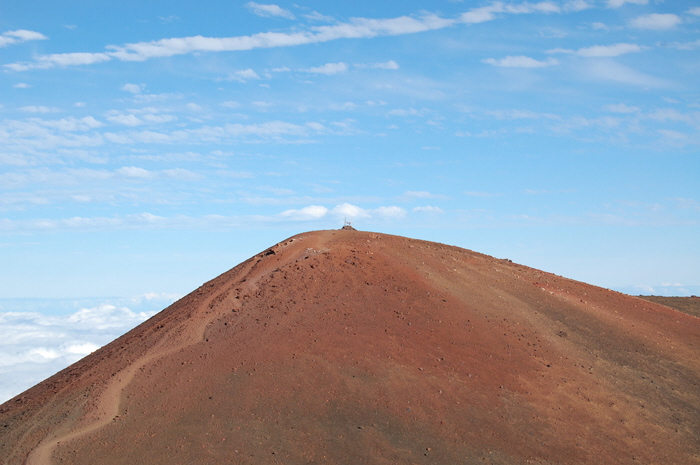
[1,230,699,464]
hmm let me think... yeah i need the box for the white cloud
[330,203,371,220]
[7,52,112,71]
[306,121,325,131]
[130,292,182,304]
[121,83,144,94]
[13,83,30,89]
[303,11,335,22]
[413,206,444,213]
[225,68,261,82]
[387,107,429,117]
[279,205,329,220]
[354,60,399,70]
[401,190,449,200]
[185,102,203,112]
[483,55,558,68]
[372,206,407,219]
[141,113,177,124]
[630,13,682,30]
[550,43,644,57]
[0,304,154,402]
[607,0,647,7]
[304,62,348,75]
[461,2,560,24]
[117,166,153,178]
[246,2,296,20]
[688,7,700,16]
[6,6,566,71]
[0,29,47,48]
[460,5,502,24]
[36,116,103,131]
[107,113,143,126]
[464,191,501,197]
[565,0,592,11]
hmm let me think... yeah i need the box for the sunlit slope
[1,230,699,464]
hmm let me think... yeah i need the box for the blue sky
[1,0,699,400]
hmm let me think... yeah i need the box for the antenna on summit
[341,217,356,231]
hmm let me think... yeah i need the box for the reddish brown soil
[638,295,700,319]
[1,230,699,464]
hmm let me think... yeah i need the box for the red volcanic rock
[1,230,699,464]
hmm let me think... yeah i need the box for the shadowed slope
[1,230,699,464]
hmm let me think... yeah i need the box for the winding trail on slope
[25,233,329,465]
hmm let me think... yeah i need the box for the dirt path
[24,234,329,465]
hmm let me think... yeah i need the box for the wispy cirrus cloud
[548,43,645,57]
[5,5,568,71]
[461,2,560,24]
[0,30,47,48]
[607,0,647,8]
[246,2,296,20]
[354,60,399,70]
[483,55,558,68]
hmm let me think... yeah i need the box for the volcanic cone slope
[1,230,699,464]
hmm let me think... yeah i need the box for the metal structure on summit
[341,217,356,231]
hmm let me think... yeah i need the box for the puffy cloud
[0,304,155,402]
[276,203,409,222]
[0,29,47,48]
[106,113,143,126]
[413,206,444,213]
[246,2,296,20]
[330,203,371,220]
[121,83,144,94]
[279,205,329,220]
[304,62,348,75]
[630,13,682,30]
[688,7,700,16]
[224,68,260,82]
[117,166,153,178]
[373,206,407,219]
[483,55,558,68]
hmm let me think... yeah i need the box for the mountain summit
[1,230,699,464]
